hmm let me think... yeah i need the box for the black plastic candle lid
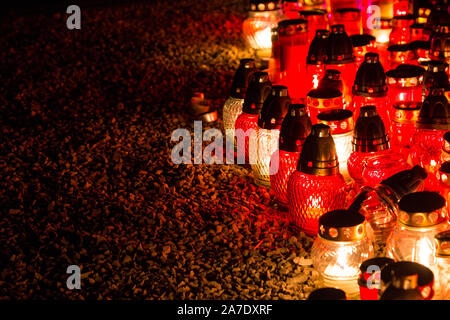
[325,24,355,65]
[307,29,330,65]
[242,71,272,115]
[230,59,257,99]
[398,191,445,213]
[352,52,387,97]
[307,287,346,300]
[381,261,434,289]
[297,124,339,176]
[416,87,450,130]
[258,85,291,130]
[352,106,390,152]
[307,87,342,99]
[358,257,395,288]
[279,104,312,152]
[380,165,427,200]
[350,34,375,48]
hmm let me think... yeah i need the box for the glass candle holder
[311,209,374,299]
[361,152,410,188]
[389,102,421,154]
[358,257,394,300]
[350,34,377,69]
[278,18,309,102]
[270,104,312,208]
[352,52,389,131]
[389,14,415,46]
[306,29,330,92]
[325,25,357,108]
[368,18,392,67]
[349,165,427,247]
[253,85,291,187]
[348,106,391,191]
[317,109,354,181]
[299,9,329,44]
[410,88,450,191]
[243,0,286,59]
[380,261,435,300]
[410,23,427,41]
[423,60,450,100]
[307,287,347,300]
[282,0,302,19]
[430,24,450,67]
[303,0,329,11]
[235,72,272,164]
[318,69,343,92]
[386,191,450,291]
[387,44,417,70]
[223,59,257,145]
[435,230,450,299]
[287,124,347,235]
[332,8,362,36]
[306,87,343,124]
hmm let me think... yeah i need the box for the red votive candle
[332,8,362,36]
[299,9,329,44]
[278,18,309,103]
[306,29,330,92]
[350,34,377,69]
[306,87,343,124]
[389,14,415,46]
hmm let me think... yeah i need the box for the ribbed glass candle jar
[311,210,373,299]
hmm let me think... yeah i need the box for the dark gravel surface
[0,0,325,299]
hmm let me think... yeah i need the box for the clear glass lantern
[270,104,311,208]
[311,209,374,299]
[223,59,257,146]
[349,165,427,246]
[386,191,450,289]
[435,230,450,299]
[252,85,291,187]
[287,124,347,235]
[235,72,272,163]
[317,109,354,181]
[242,0,286,59]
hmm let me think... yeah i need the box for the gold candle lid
[435,230,450,257]
[318,209,366,242]
[398,191,447,228]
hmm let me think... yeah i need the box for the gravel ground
[0,0,326,300]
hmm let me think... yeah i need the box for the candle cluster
[223,0,450,299]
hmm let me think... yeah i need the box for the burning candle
[352,52,389,131]
[435,230,450,299]
[311,209,373,299]
[270,104,312,208]
[358,257,394,300]
[349,165,427,246]
[325,24,357,108]
[278,18,309,102]
[287,124,347,235]
[223,59,257,146]
[306,29,330,92]
[347,106,391,191]
[252,85,291,187]
[380,261,435,300]
[386,191,450,292]
[242,0,286,59]
[409,88,450,191]
[235,72,272,164]
[317,109,354,181]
